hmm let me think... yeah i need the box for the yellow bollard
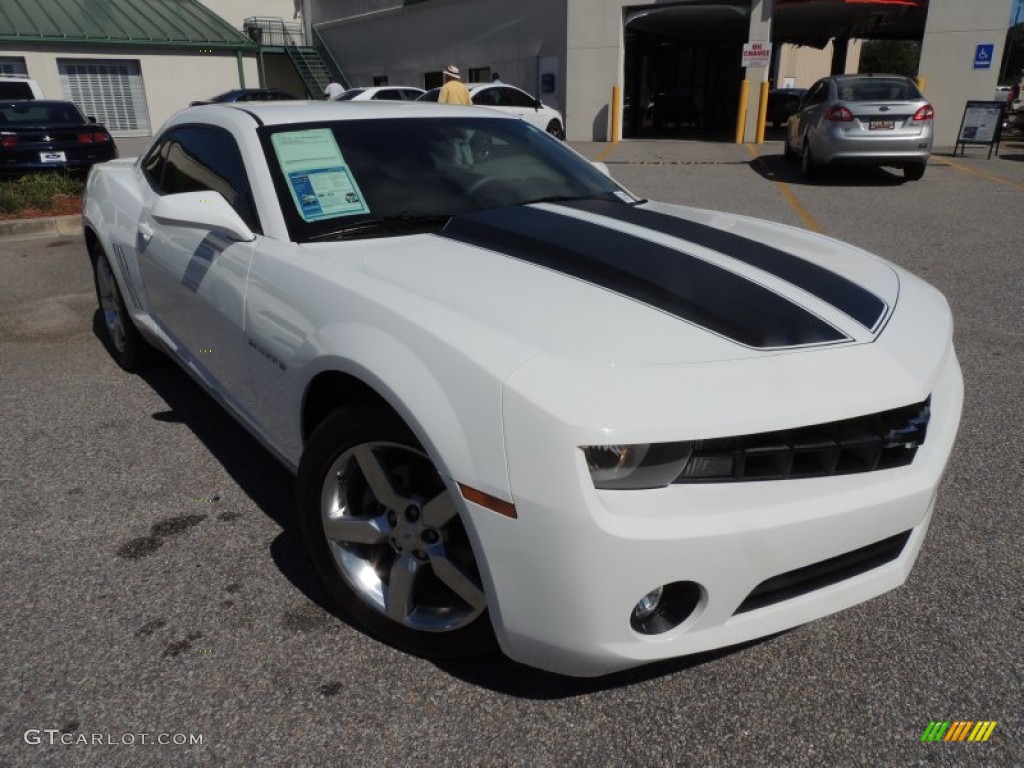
[611,85,622,143]
[735,80,750,144]
[916,75,927,93]
[756,81,769,144]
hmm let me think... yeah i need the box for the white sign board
[742,42,772,69]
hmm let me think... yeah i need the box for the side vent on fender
[111,242,143,310]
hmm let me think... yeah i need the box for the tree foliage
[858,40,922,77]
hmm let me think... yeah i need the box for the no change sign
[742,42,772,68]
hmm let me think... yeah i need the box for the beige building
[0,0,304,141]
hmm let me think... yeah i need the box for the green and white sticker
[271,129,369,221]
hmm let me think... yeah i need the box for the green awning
[0,0,257,51]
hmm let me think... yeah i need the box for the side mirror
[87,115,97,124]
[151,191,255,242]
[534,98,542,110]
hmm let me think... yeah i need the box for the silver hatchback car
[785,74,934,181]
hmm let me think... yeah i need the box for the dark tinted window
[0,82,33,100]
[472,87,501,106]
[373,89,403,101]
[498,87,536,108]
[804,81,828,107]
[337,89,364,101]
[142,126,259,232]
[0,101,85,125]
[399,89,422,101]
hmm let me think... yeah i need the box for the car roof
[183,100,516,126]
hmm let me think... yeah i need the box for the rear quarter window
[0,82,33,100]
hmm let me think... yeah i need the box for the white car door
[135,126,260,414]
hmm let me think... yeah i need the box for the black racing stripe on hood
[556,199,886,330]
[440,206,848,349]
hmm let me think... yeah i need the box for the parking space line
[931,156,1024,190]
[594,142,618,163]
[745,145,826,234]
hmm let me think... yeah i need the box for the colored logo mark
[921,721,997,742]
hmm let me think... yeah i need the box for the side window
[472,88,500,107]
[399,89,421,101]
[501,87,537,109]
[804,82,828,108]
[141,138,170,190]
[149,126,260,233]
[373,89,403,101]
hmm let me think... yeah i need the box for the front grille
[674,398,930,483]
[734,530,912,614]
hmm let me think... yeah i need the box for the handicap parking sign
[974,44,995,70]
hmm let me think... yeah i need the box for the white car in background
[82,101,961,677]
[419,82,565,138]
[338,86,425,102]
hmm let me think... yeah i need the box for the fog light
[633,586,664,621]
[630,581,702,635]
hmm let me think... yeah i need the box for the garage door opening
[624,3,749,140]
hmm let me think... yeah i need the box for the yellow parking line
[931,156,1024,190]
[594,142,618,163]
[745,144,826,234]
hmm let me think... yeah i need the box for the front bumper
[468,347,961,677]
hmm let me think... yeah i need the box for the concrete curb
[0,214,82,241]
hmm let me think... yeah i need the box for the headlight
[582,442,693,490]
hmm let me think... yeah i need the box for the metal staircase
[243,17,349,99]
[286,45,334,99]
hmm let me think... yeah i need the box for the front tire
[297,407,496,658]
[546,119,565,140]
[784,139,797,163]
[90,241,147,371]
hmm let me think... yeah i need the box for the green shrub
[0,172,85,215]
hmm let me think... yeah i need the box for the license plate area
[869,119,895,131]
[39,151,66,163]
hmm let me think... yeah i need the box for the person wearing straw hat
[438,64,471,105]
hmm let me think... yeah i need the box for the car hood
[307,200,905,367]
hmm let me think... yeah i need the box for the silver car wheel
[95,252,127,354]
[319,441,486,633]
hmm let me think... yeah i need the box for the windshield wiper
[309,213,451,242]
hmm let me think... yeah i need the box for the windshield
[261,116,634,242]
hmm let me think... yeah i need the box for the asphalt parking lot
[1,138,1022,766]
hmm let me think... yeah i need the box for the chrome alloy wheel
[95,253,127,354]
[319,441,486,633]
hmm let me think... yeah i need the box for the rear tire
[903,162,926,181]
[800,141,817,179]
[297,407,496,659]
[90,240,147,372]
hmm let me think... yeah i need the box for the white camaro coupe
[84,101,962,677]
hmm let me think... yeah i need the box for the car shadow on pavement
[432,634,781,699]
[91,310,781,694]
[750,152,910,187]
